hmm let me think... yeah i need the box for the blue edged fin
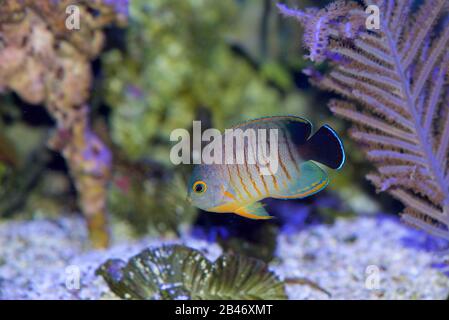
[300,125,345,170]
[273,161,329,199]
[234,202,273,220]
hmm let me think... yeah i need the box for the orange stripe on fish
[236,165,252,198]
[226,165,242,201]
[283,128,300,173]
[267,166,280,191]
[278,156,291,181]
[223,190,236,200]
[250,178,263,197]
[245,163,262,197]
[255,162,270,194]
[247,139,266,196]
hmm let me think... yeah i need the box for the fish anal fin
[234,202,273,220]
[274,161,329,199]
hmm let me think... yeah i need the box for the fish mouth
[185,195,192,204]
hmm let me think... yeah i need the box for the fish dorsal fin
[272,161,329,199]
[234,202,273,220]
[232,116,312,145]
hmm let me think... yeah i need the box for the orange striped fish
[187,116,345,219]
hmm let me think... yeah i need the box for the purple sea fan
[103,0,129,17]
[278,1,449,240]
[277,1,366,62]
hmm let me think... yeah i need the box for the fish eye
[192,181,207,194]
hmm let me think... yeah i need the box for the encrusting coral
[278,0,449,240]
[0,0,127,247]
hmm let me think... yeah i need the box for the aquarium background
[0,0,448,300]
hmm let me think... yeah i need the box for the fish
[187,116,345,219]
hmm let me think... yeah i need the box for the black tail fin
[301,125,345,170]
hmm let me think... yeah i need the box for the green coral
[96,244,287,300]
[102,0,288,164]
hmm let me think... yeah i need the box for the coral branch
[279,0,449,239]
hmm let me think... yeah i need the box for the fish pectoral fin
[234,202,273,220]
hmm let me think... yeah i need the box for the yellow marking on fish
[209,201,240,213]
[234,207,273,220]
[209,200,270,220]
